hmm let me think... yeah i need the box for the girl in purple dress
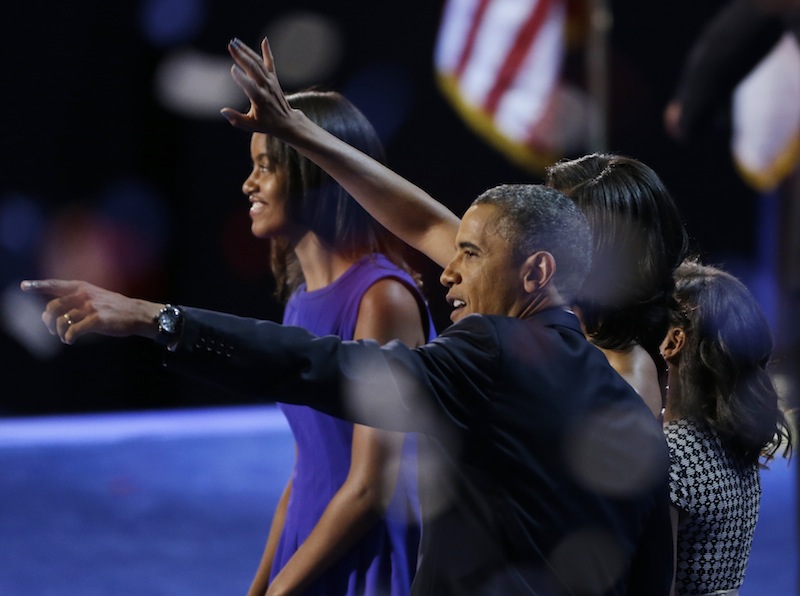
[242,91,434,595]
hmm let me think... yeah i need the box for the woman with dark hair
[659,258,793,596]
[545,154,690,417]
[243,89,433,595]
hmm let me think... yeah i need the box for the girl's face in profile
[242,133,296,240]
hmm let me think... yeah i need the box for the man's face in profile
[439,203,526,323]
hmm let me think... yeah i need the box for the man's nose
[439,260,460,287]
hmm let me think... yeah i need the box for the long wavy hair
[667,259,793,466]
[264,89,416,301]
[545,153,689,362]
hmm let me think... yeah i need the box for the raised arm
[220,37,460,269]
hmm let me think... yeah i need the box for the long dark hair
[667,259,793,466]
[265,89,415,300]
[545,153,689,360]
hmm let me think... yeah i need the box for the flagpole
[587,0,612,152]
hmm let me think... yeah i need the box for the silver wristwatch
[155,304,183,347]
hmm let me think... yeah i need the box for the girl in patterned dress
[660,258,794,595]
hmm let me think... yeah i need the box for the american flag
[731,32,800,192]
[434,0,593,172]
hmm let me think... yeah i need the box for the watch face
[159,312,176,333]
[159,308,179,334]
[155,306,182,347]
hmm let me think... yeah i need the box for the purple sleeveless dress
[271,254,435,595]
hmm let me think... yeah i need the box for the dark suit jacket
[166,307,672,595]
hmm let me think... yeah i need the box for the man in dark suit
[23,180,672,594]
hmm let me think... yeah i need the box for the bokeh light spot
[0,193,44,256]
[549,527,625,593]
[2,286,61,360]
[265,12,344,89]
[343,65,415,142]
[563,405,665,497]
[140,0,207,47]
[96,178,170,275]
[155,48,243,118]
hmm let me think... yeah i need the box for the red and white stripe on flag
[731,33,800,192]
[435,0,576,172]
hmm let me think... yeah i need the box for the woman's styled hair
[667,258,793,466]
[545,153,689,359]
[265,89,415,300]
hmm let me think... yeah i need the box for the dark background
[0,0,761,414]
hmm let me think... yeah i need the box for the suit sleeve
[674,0,784,139]
[164,307,499,435]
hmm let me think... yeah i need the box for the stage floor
[0,405,796,594]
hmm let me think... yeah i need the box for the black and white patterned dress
[664,419,761,595]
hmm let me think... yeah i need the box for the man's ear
[521,251,556,294]
[660,326,686,361]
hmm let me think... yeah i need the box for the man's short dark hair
[473,184,592,303]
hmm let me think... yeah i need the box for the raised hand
[220,38,297,136]
[219,36,461,270]
[19,279,163,345]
